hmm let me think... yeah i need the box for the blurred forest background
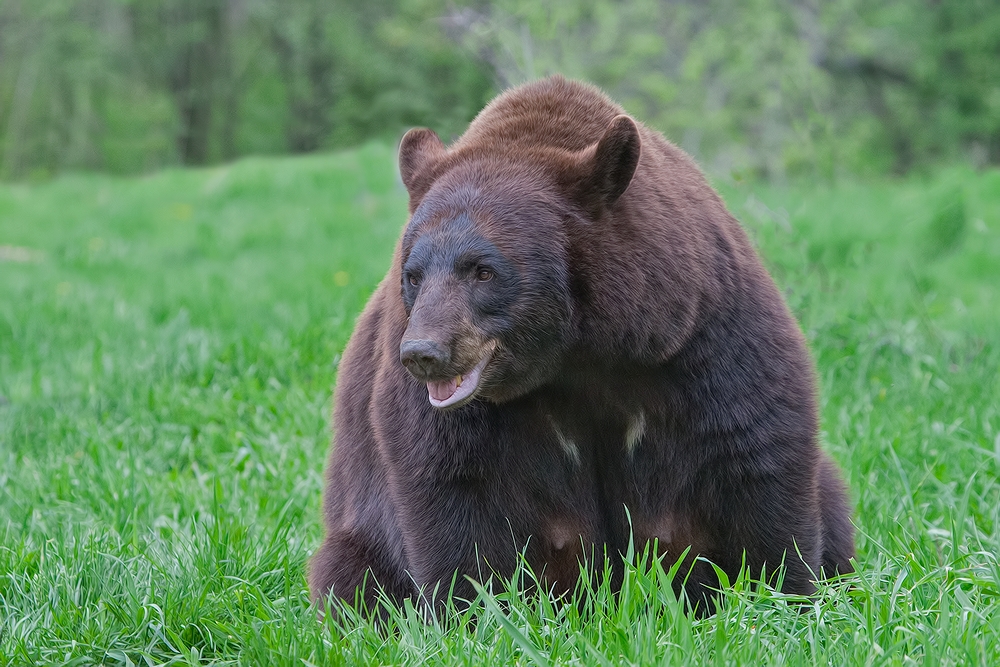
[1,0,999,182]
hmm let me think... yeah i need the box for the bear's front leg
[309,527,415,613]
[696,458,825,600]
[388,474,538,608]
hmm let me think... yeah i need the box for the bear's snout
[400,338,451,379]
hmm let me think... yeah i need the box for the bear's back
[454,77,721,217]
[456,76,624,154]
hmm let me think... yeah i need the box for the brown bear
[308,76,854,613]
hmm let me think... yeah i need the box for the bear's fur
[308,76,854,612]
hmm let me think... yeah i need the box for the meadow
[1,145,998,665]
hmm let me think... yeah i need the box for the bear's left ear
[399,128,445,200]
[587,115,641,207]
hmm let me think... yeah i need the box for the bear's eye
[407,274,420,287]
[477,268,494,282]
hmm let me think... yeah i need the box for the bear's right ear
[399,128,445,198]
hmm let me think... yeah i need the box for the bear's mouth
[426,353,491,409]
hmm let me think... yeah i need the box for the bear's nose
[400,339,451,378]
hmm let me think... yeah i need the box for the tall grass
[1,149,998,664]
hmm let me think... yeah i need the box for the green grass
[1,147,999,665]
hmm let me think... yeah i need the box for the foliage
[3,0,1000,180]
[448,0,1000,178]
[0,0,492,178]
[1,148,999,663]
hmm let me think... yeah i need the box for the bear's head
[395,116,640,409]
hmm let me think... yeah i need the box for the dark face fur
[399,175,574,409]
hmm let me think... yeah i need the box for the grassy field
[1,145,999,665]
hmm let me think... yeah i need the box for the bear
[308,76,854,614]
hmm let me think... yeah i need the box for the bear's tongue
[425,355,490,409]
[428,377,459,402]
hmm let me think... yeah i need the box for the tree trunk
[167,0,226,165]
